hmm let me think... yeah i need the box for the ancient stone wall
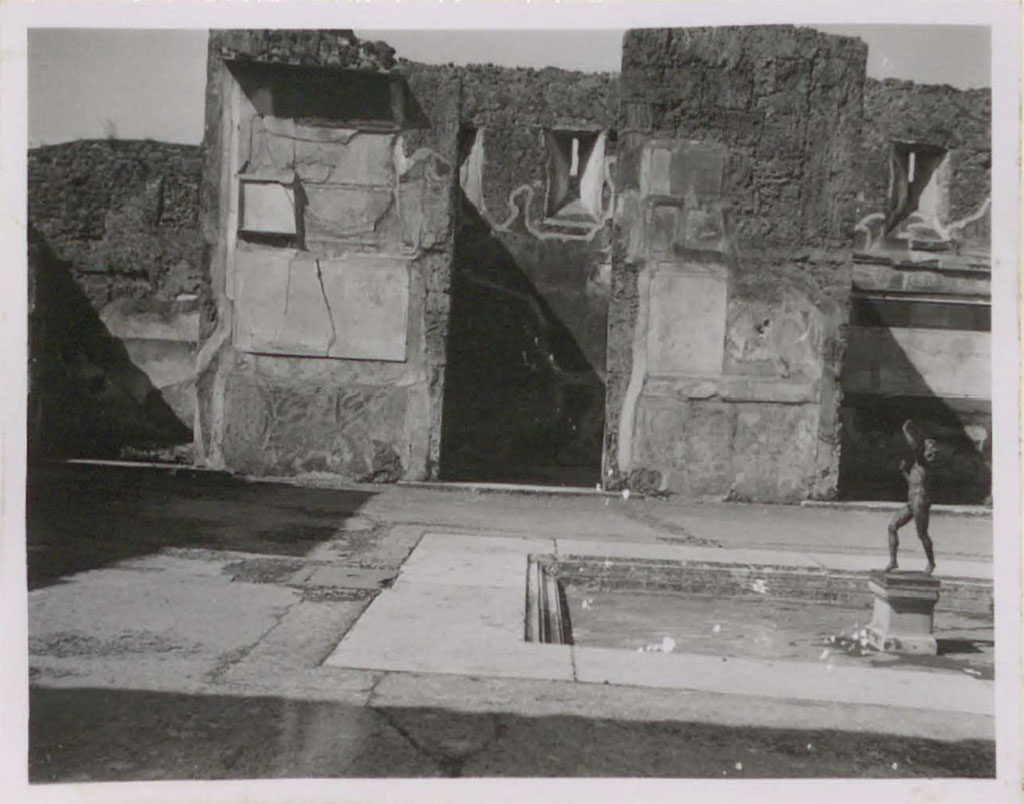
[858,78,991,241]
[840,78,992,504]
[27,140,203,458]
[32,27,992,498]
[609,26,868,500]
[424,64,617,482]
[210,29,398,71]
[196,31,455,481]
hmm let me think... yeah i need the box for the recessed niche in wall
[238,172,303,247]
[227,60,428,131]
[545,129,605,221]
[886,142,949,236]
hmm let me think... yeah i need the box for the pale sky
[27,26,991,147]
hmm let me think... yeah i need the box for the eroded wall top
[621,25,868,268]
[211,29,397,71]
[854,77,991,259]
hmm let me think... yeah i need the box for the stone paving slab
[397,546,539,589]
[802,499,992,517]
[800,551,992,580]
[326,581,574,680]
[303,523,425,568]
[571,646,994,716]
[113,550,247,578]
[306,566,395,590]
[368,671,994,741]
[556,539,822,567]
[29,567,299,657]
[416,532,555,555]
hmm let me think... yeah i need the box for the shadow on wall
[838,321,991,505]
[27,224,192,461]
[440,191,605,486]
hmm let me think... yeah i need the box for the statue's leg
[887,506,912,571]
[913,504,936,575]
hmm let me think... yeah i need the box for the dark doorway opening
[438,136,607,487]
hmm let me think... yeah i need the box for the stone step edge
[801,500,991,517]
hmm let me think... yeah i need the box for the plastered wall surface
[857,78,991,251]
[29,27,992,501]
[608,26,867,501]
[196,30,455,481]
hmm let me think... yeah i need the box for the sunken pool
[526,554,994,678]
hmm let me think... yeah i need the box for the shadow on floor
[28,686,994,780]
[938,639,994,656]
[25,462,376,590]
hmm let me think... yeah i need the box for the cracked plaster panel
[632,400,734,497]
[321,255,410,361]
[233,246,410,361]
[233,246,301,353]
[275,255,338,354]
[399,178,451,252]
[303,185,394,242]
[632,397,820,500]
[240,181,297,234]
[220,374,413,477]
[730,404,820,500]
[294,132,396,186]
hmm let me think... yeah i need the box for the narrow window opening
[885,142,947,238]
[458,126,486,215]
[545,130,605,221]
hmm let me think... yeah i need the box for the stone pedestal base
[865,570,941,655]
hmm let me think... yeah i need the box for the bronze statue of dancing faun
[886,419,937,575]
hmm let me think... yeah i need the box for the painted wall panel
[843,326,990,399]
[646,264,728,376]
[321,255,410,362]
[233,247,409,361]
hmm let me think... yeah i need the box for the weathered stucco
[195,30,454,481]
[608,26,867,501]
[29,26,992,502]
[857,78,991,250]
